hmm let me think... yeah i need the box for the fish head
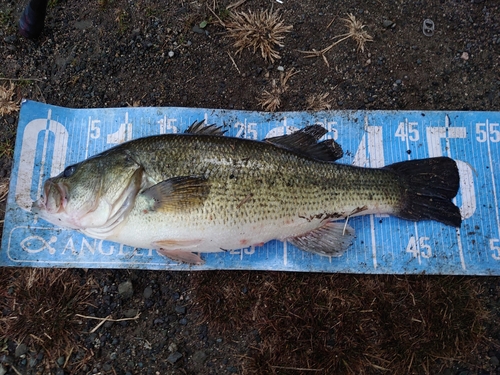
[32,149,143,231]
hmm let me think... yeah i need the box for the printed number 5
[490,239,500,260]
[90,119,101,139]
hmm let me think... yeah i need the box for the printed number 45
[395,121,419,142]
[406,236,432,259]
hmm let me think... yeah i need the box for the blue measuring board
[1,100,499,274]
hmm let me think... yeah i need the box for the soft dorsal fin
[141,176,210,212]
[185,120,226,136]
[265,125,343,162]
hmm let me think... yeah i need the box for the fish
[32,122,462,265]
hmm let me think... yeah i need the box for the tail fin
[384,157,462,227]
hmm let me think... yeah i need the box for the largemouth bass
[32,122,462,265]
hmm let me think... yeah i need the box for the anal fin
[286,221,355,257]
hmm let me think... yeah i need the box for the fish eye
[63,165,76,178]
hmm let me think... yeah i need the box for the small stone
[167,351,182,364]
[490,355,499,366]
[192,24,206,34]
[461,51,469,60]
[175,306,186,315]
[382,19,394,28]
[123,309,138,318]
[103,363,112,371]
[191,350,207,365]
[143,286,153,299]
[168,343,177,352]
[118,281,133,299]
[15,343,27,358]
[3,35,17,44]
[179,318,188,325]
[277,66,284,71]
[168,51,175,58]
[56,356,65,366]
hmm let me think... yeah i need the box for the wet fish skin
[32,124,461,264]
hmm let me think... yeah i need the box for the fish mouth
[34,180,68,214]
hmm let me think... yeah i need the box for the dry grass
[300,13,373,67]
[306,92,333,111]
[0,82,20,116]
[0,268,95,364]
[192,272,489,374]
[257,68,298,112]
[0,178,8,203]
[226,9,292,63]
[343,13,373,52]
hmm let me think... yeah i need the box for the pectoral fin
[286,221,355,257]
[142,176,210,211]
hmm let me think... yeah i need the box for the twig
[63,346,73,368]
[207,4,225,27]
[75,313,141,333]
[298,34,351,67]
[270,366,324,372]
[10,365,23,375]
[35,83,46,103]
[0,77,44,83]
[227,52,241,74]
[75,313,141,321]
[326,14,338,30]
[227,0,247,10]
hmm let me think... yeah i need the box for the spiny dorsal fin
[286,221,355,257]
[185,120,226,136]
[265,125,343,162]
[141,176,210,212]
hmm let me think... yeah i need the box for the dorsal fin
[265,125,343,162]
[185,120,226,136]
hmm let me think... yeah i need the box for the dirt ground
[1,0,500,374]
